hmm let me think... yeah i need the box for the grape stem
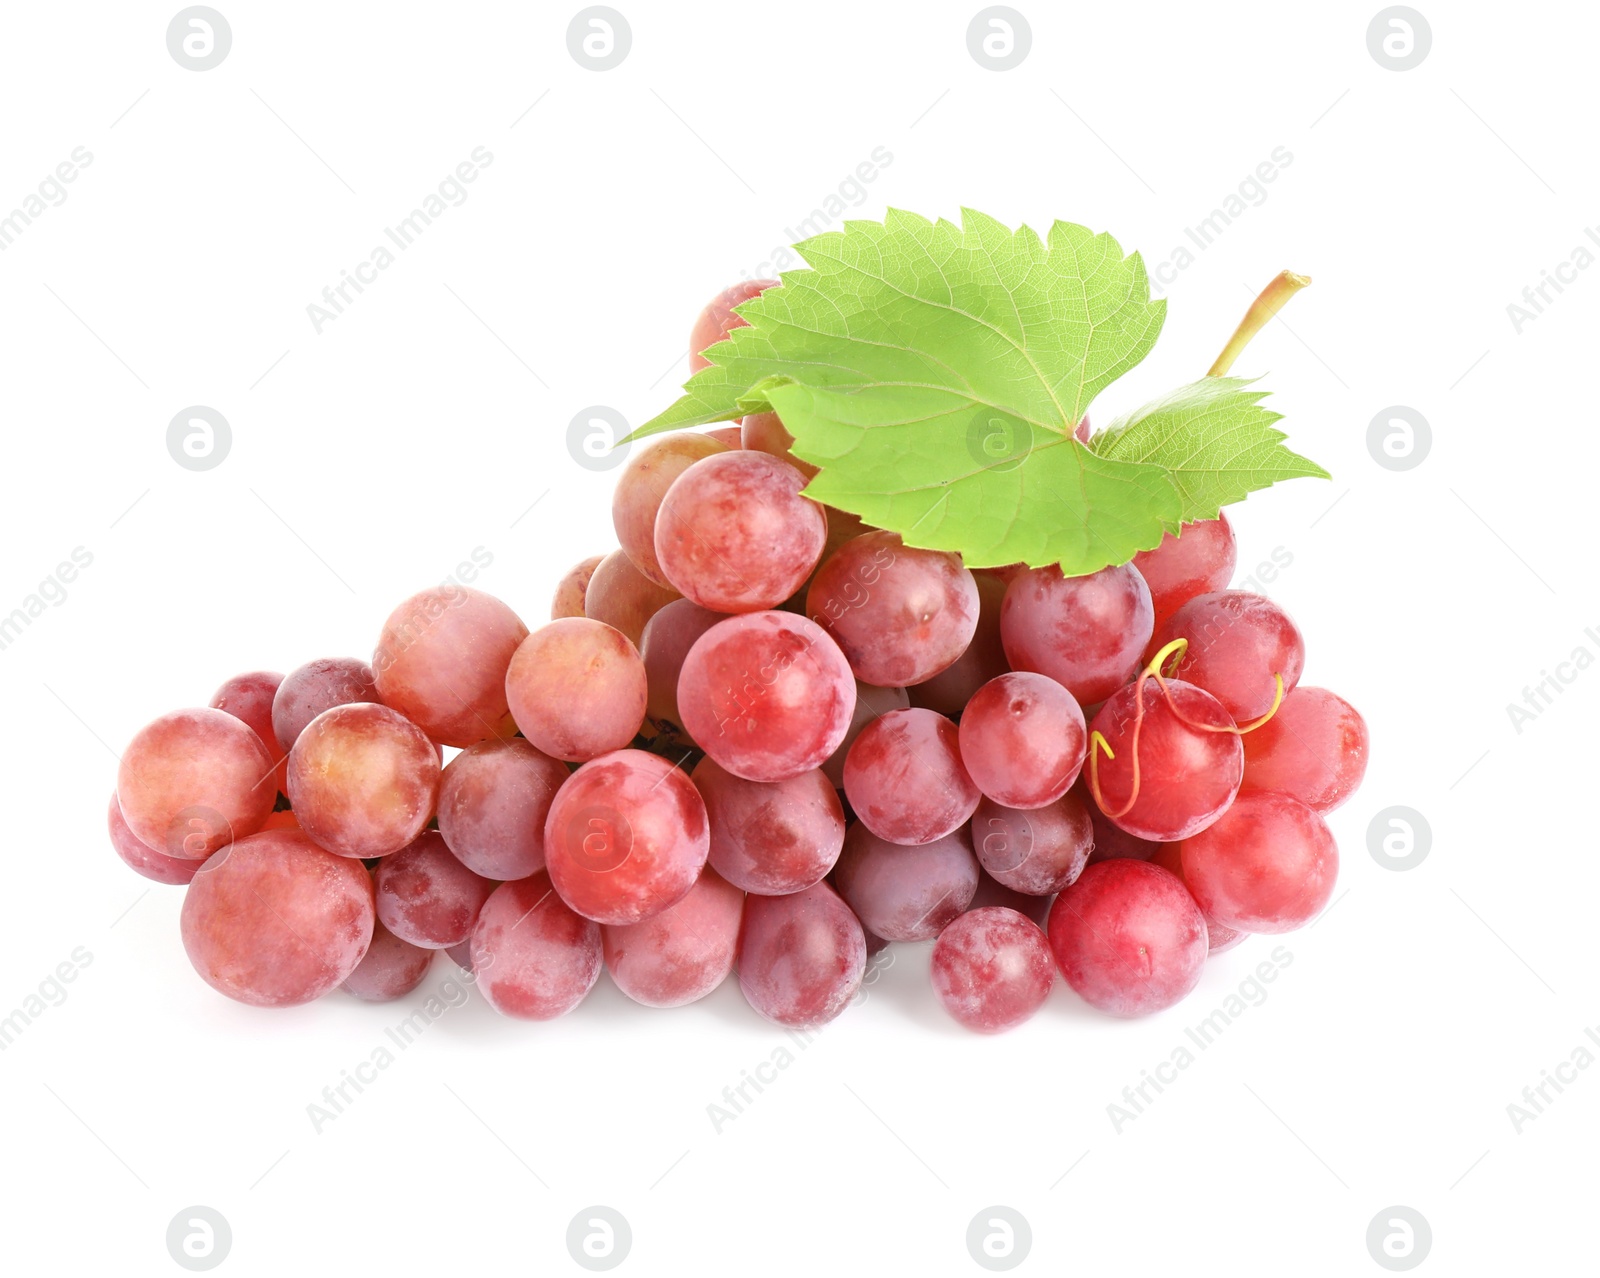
[1206,271,1311,378]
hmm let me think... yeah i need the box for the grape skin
[471,872,602,1020]
[833,822,979,942]
[1149,590,1305,723]
[971,789,1093,897]
[373,586,528,746]
[374,830,497,949]
[908,570,1008,717]
[1148,844,1246,954]
[958,671,1087,809]
[967,870,1053,928]
[543,749,710,925]
[931,907,1055,1033]
[210,670,288,797]
[822,680,909,788]
[1240,686,1369,812]
[117,708,276,859]
[640,599,726,733]
[613,433,728,587]
[654,451,827,613]
[741,411,818,480]
[1132,514,1237,631]
[585,548,682,647]
[505,618,647,761]
[676,611,855,782]
[1001,562,1154,705]
[436,737,568,881]
[602,867,745,1007]
[843,708,980,846]
[106,792,201,886]
[807,530,979,687]
[1179,791,1338,934]
[342,921,435,1002]
[692,757,845,895]
[286,702,440,859]
[1082,786,1163,865]
[180,830,376,1008]
[1047,859,1207,1017]
[689,279,776,372]
[552,555,606,620]
[272,658,379,752]
[704,425,745,448]
[737,881,866,1027]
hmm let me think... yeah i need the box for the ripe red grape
[209,670,288,797]
[1083,788,1162,864]
[552,554,605,620]
[959,672,1086,808]
[689,278,776,372]
[374,830,496,949]
[286,702,440,858]
[585,548,682,647]
[654,451,827,613]
[436,737,567,880]
[971,789,1093,896]
[1047,860,1207,1017]
[1148,843,1245,954]
[373,586,528,745]
[1001,562,1154,705]
[741,410,818,480]
[640,599,725,732]
[908,569,1008,717]
[342,921,435,1002]
[613,432,728,587]
[602,867,744,1007]
[843,708,980,846]
[692,757,844,894]
[1088,677,1243,842]
[1132,514,1237,630]
[117,708,275,859]
[676,611,855,782]
[931,907,1055,1033]
[471,872,602,1020]
[1179,791,1338,934]
[822,680,909,787]
[272,658,379,751]
[704,424,744,448]
[737,881,865,1027]
[807,530,979,686]
[106,792,200,885]
[543,749,709,925]
[833,822,979,942]
[1150,590,1304,722]
[967,870,1052,928]
[181,830,376,1007]
[1241,686,1369,812]
[505,618,647,761]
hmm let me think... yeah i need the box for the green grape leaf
[1089,376,1331,527]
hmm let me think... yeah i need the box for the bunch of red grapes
[108,281,1368,1033]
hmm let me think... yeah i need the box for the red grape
[1088,677,1243,842]
[737,881,865,1027]
[822,680,909,788]
[1150,590,1304,722]
[959,672,1086,808]
[704,424,744,449]
[807,530,979,686]
[1148,843,1246,954]
[1047,860,1207,1017]
[286,702,440,859]
[741,410,817,480]
[471,872,602,1019]
[602,867,745,1007]
[1179,791,1338,934]
[613,432,728,587]
[931,907,1055,1033]
[181,830,376,1007]
[117,708,275,859]
[640,599,725,732]
[971,790,1093,896]
[373,586,528,745]
[272,658,379,751]
[505,618,647,761]
[676,611,855,782]
[436,737,567,880]
[209,670,288,797]
[843,708,980,846]
[1241,686,1369,812]
[374,830,496,949]
[1132,514,1237,630]
[967,870,1052,928]
[585,548,682,647]
[908,570,1008,717]
[106,792,200,885]
[543,749,709,925]
[1083,787,1162,864]
[1000,562,1154,704]
[552,554,605,620]
[833,822,979,942]
[654,451,827,613]
[689,278,776,372]
[342,921,435,1001]
[692,757,845,895]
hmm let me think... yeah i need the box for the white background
[0,2,1593,1274]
